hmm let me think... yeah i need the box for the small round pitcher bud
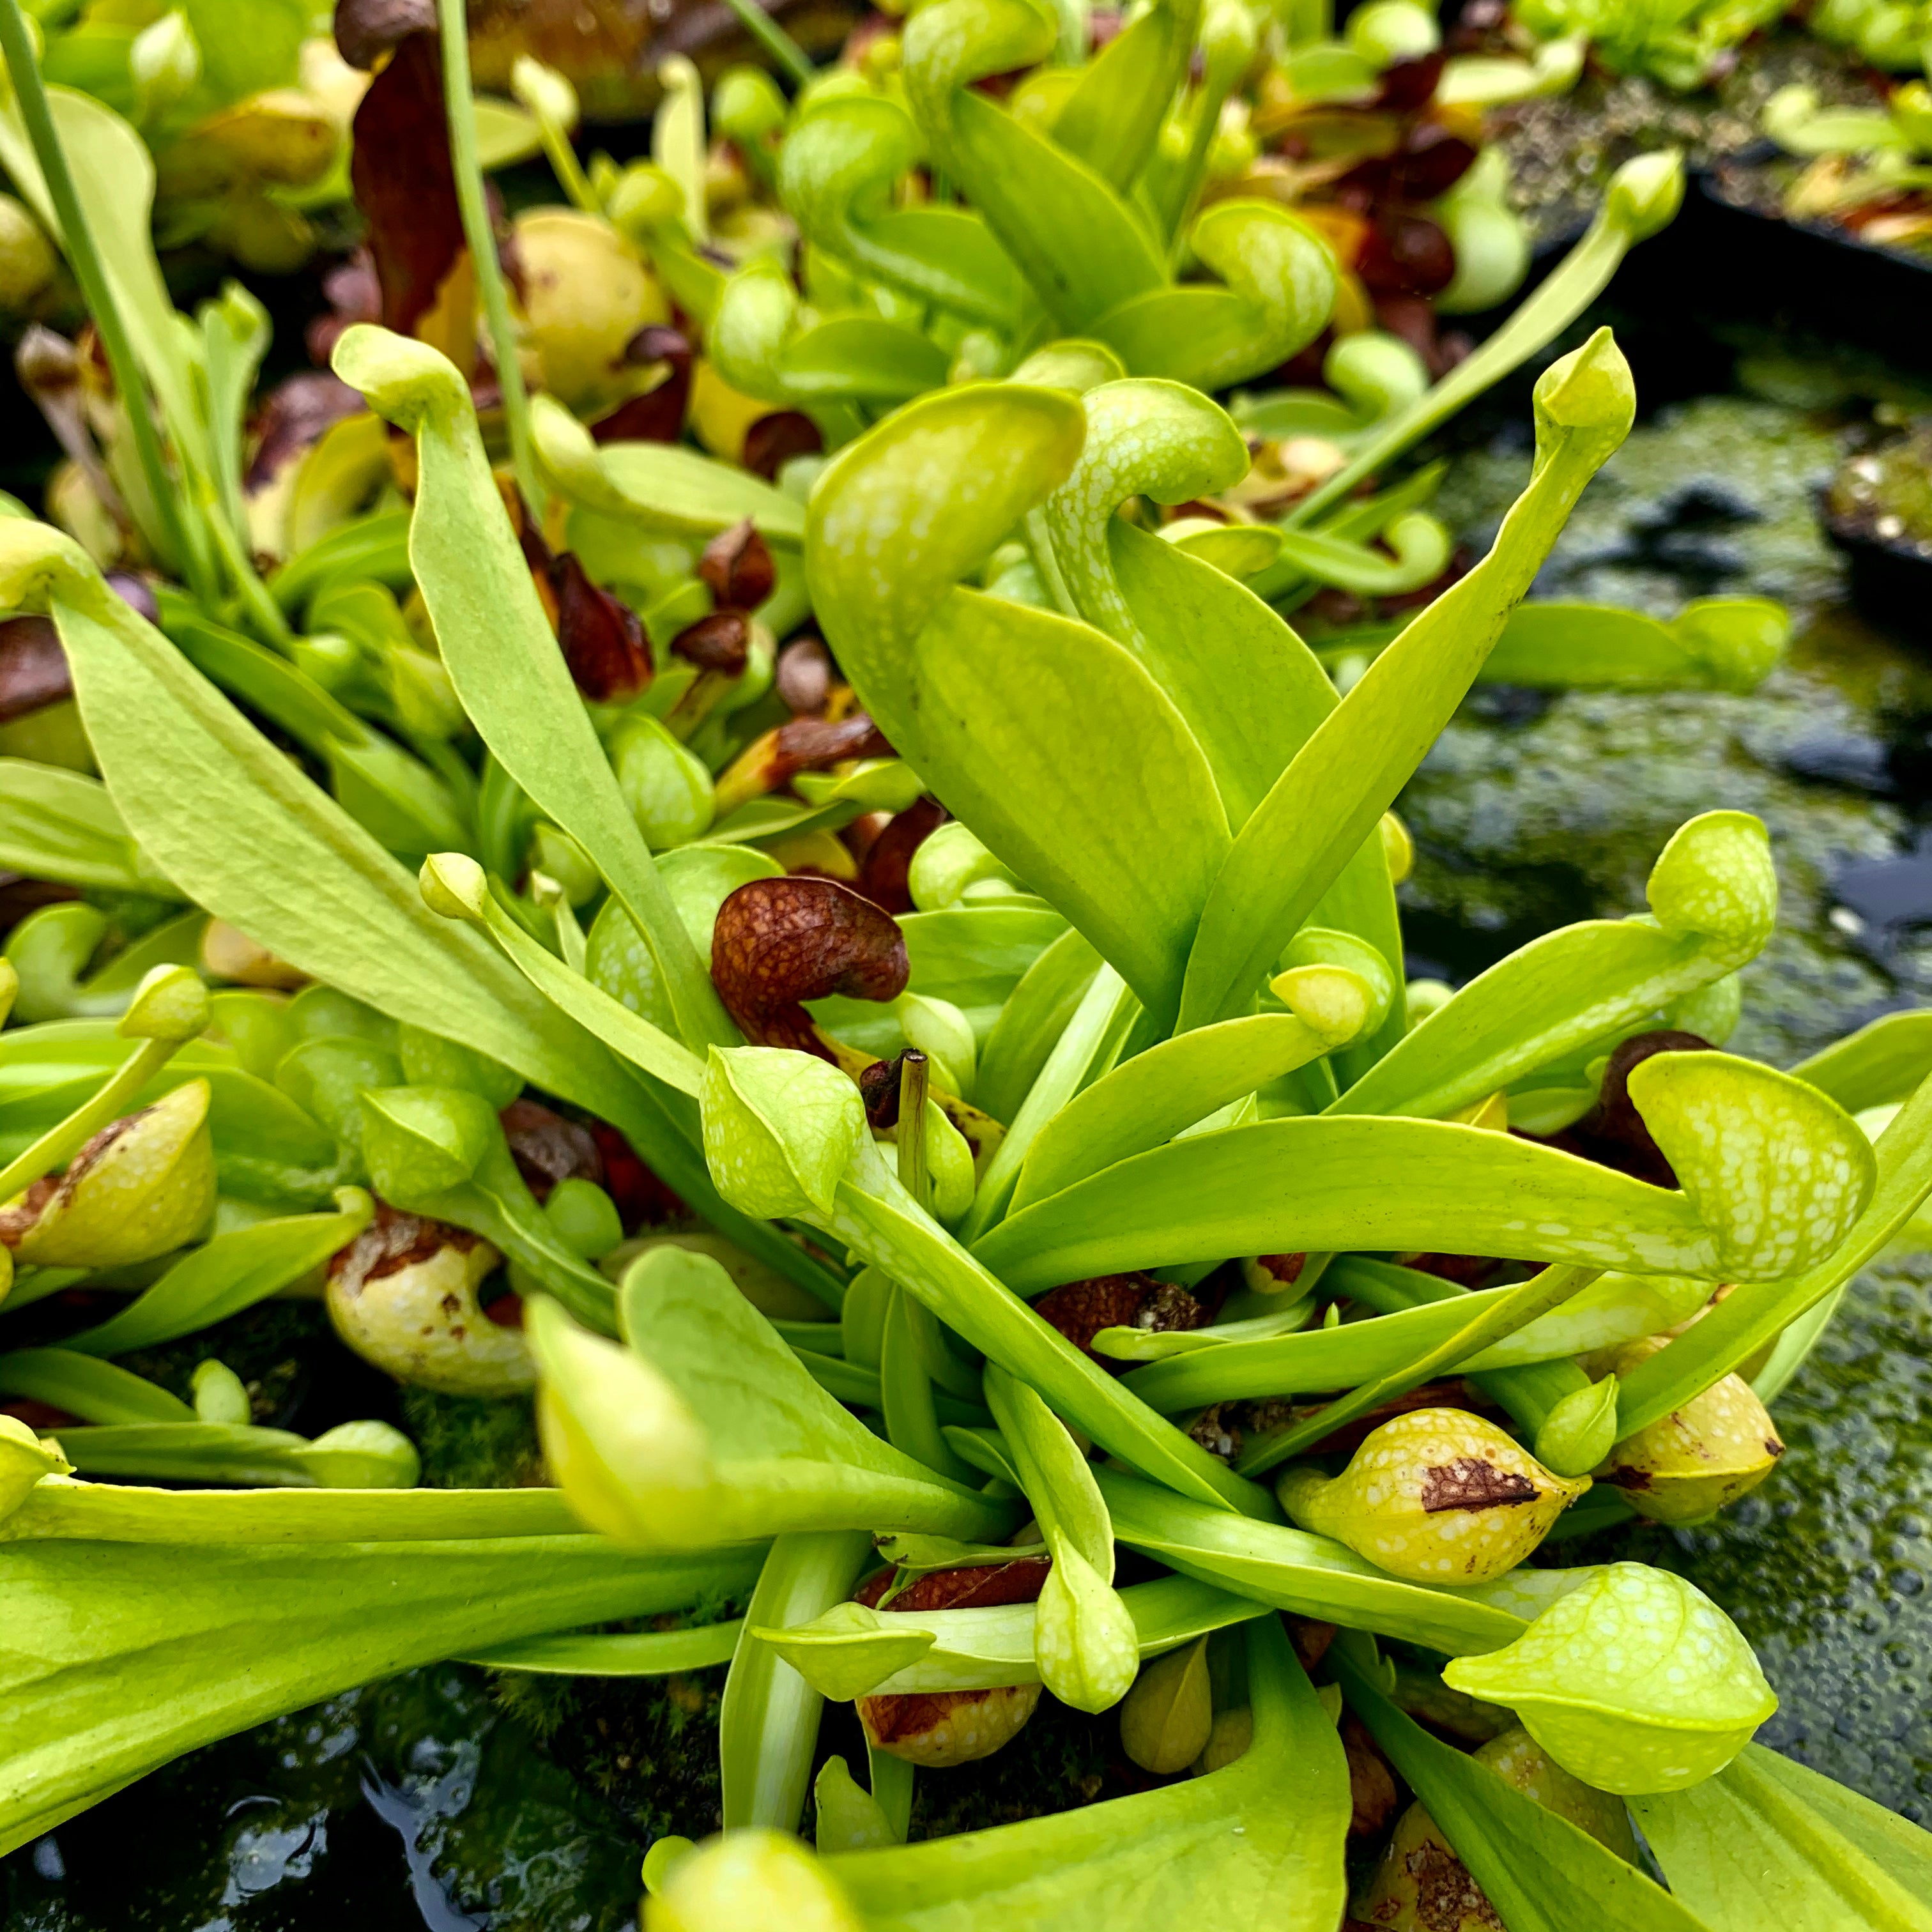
[1277,1408,1586,1583]
[1593,1337,1782,1524]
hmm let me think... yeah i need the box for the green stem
[538,121,600,216]
[0,0,210,604]
[1286,206,1644,528]
[199,487,293,648]
[0,1036,179,1205]
[896,1049,930,1208]
[716,0,816,88]
[436,0,541,510]
[867,1742,914,1841]
[1236,1263,1602,1476]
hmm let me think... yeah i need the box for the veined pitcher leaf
[808,387,1229,1022]
[1633,1745,1932,1931]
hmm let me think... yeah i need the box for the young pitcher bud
[1352,1724,1636,1929]
[1593,1337,1783,1524]
[1,1413,70,1522]
[1119,1636,1213,1775]
[1277,1408,1586,1583]
[1533,1374,1620,1478]
[646,1829,863,1932]
[4,1080,215,1268]
[327,1204,532,1396]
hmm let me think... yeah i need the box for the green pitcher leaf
[902,0,1165,332]
[779,92,1025,328]
[1088,201,1337,392]
[1632,1745,1932,1931]
[332,326,730,1051]
[1443,1563,1776,1794]
[1337,1653,1710,1932]
[1179,328,1637,1032]
[1335,811,1777,1121]
[528,1247,1009,1552]
[808,385,1229,1022]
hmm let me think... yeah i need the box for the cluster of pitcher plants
[1,0,1930,1927]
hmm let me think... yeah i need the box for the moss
[401,1386,546,1489]
[1489,29,1885,247]
[1406,393,1932,1064]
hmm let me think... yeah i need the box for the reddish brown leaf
[855,1557,1051,1613]
[699,517,776,612]
[589,325,693,445]
[245,371,367,493]
[0,616,71,723]
[500,1098,603,1201]
[350,34,470,344]
[548,552,652,702]
[670,609,751,675]
[334,0,434,68]
[1033,1273,1203,1366]
[709,875,908,1055]
[742,410,823,480]
[856,795,946,916]
[588,1119,686,1229]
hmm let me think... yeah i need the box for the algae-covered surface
[9,341,1932,1925]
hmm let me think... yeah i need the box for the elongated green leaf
[1338,1653,1710,1932]
[0,1349,192,1423]
[61,1195,372,1356]
[1013,1011,1338,1208]
[461,1619,744,1675]
[0,1535,759,1856]
[3,1477,578,1543]
[1790,1009,1932,1112]
[974,926,1102,1124]
[827,1616,1349,1932]
[1050,0,1197,189]
[822,1135,1269,1514]
[332,328,731,1051]
[1179,330,1637,1031]
[1634,1746,1932,1929]
[0,525,650,1139]
[723,1531,873,1833]
[976,1115,1714,1294]
[0,760,177,896]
